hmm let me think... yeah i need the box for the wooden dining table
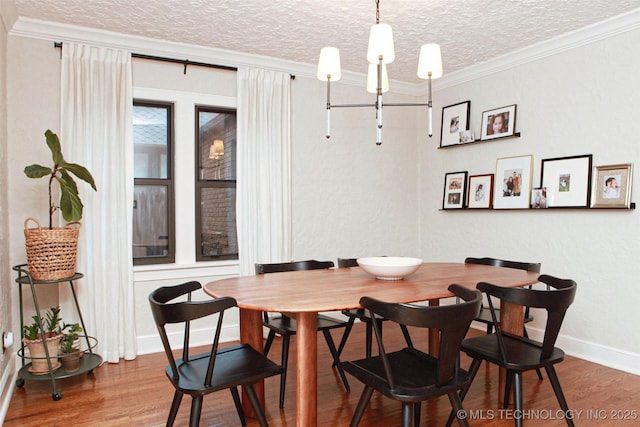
[203,262,540,427]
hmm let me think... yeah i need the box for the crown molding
[432,7,640,92]
[9,8,640,96]
[9,16,422,96]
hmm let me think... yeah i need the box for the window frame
[132,100,176,266]
[195,105,238,262]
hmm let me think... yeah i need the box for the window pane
[200,187,238,257]
[198,110,236,181]
[133,185,169,259]
[134,105,169,179]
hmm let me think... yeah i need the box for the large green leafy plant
[24,130,97,229]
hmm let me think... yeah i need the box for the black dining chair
[149,281,282,427]
[342,284,482,427]
[335,257,414,361]
[465,257,543,379]
[464,257,541,335]
[446,275,577,427]
[256,259,351,408]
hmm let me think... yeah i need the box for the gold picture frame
[591,163,633,208]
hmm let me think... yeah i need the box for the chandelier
[317,0,443,145]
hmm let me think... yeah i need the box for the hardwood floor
[5,323,640,426]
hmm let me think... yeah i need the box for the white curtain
[60,43,136,362]
[236,68,292,276]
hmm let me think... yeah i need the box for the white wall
[420,22,640,373]
[3,14,640,420]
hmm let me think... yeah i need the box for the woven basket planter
[24,218,80,281]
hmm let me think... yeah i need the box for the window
[196,107,238,261]
[132,101,175,265]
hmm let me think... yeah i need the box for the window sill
[133,260,240,283]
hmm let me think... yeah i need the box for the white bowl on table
[356,257,423,281]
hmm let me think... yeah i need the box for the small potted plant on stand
[59,323,83,372]
[22,306,64,374]
[23,129,97,281]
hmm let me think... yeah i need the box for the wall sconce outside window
[209,139,224,159]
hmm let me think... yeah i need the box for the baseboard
[470,323,640,376]
[0,356,17,425]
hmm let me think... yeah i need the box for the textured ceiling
[13,0,640,83]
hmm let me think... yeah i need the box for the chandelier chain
[375,0,380,24]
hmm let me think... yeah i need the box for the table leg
[498,301,524,406]
[240,308,265,418]
[296,312,318,427]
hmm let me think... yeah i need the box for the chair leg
[278,335,291,408]
[400,324,414,348]
[350,386,374,427]
[447,391,470,427]
[504,371,512,409]
[401,403,413,427]
[230,387,246,426]
[445,358,482,427]
[334,317,355,367]
[545,365,575,427]
[322,329,350,392]
[523,326,544,380]
[263,330,277,357]
[189,396,203,427]
[167,390,183,427]
[413,402,421,427]
[513,372,523,427]
[486,323,493,334]
[245,383,269,427]
[365,321,373,358]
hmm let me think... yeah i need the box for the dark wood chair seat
[342,284,482,427]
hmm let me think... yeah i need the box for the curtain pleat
[60,43,136,362]
[236,68,292,276]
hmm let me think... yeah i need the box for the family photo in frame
[493,155,533,209]
[442,171,468,209]
[591,163,633,208]
[480,104,517,141]
[467,174,494,209]
[440,101,471,147]
[541,154,592,208]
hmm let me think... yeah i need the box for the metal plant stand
[13,264,102,400]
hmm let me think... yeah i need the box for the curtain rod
[54,42,296,79]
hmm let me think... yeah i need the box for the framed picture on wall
[591,163,633,208]
[531,187,548,208]
[493,155,533,209]
[541,154,592,208]
[442,171,468,209]
[467,174,494,209]
[440,101,471,147]
[480,104,517,140]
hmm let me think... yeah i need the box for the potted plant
[59,323,83,372]
[23,129,97,280]
[22,306,65,374]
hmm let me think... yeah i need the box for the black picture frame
[442,171,468,209]
[440,101,471,147]
[541,154,593,208]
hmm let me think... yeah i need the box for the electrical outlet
[2,332,14,353]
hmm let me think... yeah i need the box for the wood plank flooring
[5,324,640,426]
